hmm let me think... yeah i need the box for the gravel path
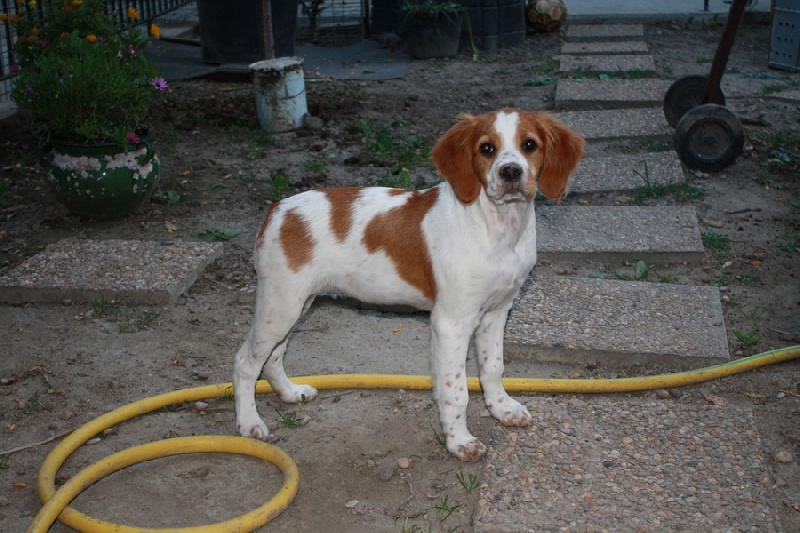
[475,395,781,532]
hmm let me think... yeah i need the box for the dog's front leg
[431,308,486,462]
[475,307,531,427]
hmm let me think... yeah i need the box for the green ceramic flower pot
[48,137,160,218]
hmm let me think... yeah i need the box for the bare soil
[1,19,798,532]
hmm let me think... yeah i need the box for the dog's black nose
[499,164,523,182]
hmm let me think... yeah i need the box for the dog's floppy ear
[431,114,482,205]
[533,113,585,201]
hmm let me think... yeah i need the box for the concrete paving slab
[570,151,686,194]
[557,54,656,74]
[505,276,729,366]
[556,108,671,141]
[561,40,649,55]
[476,396,780,532]
[537,205,703,263]
[0,239,223,305]
[555,78,670,109]
[564,23,645,41]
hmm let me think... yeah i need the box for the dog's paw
[238,417,270,441]
[448,436,488,462]
[487,397,531,428]
[277,383,318,404]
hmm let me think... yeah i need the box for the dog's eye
[479,143,495,156]
[522,139,537,152]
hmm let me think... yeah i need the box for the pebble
[86,437,102,445]
[773,450,793,463]
[379,467,395,481]
[396,457,410,469]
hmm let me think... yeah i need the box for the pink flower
[36,39,47,48]
[126,132,140,144]
[9,64,20,74]
[149,76,168,91]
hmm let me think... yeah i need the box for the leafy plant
[431,424,446,446]
[194,229,241,243]
[524,77,556,87]
[91,294,116,317]
[615,260,651,281]
[8,0,165,145]
[266,172,291,200]
[275,408,300,428]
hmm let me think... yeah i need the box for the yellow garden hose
[30,345,799,533]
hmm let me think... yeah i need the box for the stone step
[537,206,703,263]
[555,78,669,110]
[505,276,729,367]
[477,397,775,532]
[0,239,223,305]
[557,54,656,75]
[564,23,645,41]
[571,151,685,194]
[561,40,649,55]
[556,108,671,141]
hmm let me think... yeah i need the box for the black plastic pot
[404,11,463,59]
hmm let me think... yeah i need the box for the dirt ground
[0,19,798,532]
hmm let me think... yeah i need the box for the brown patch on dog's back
[280,209,316,271]
[362,188,439,300]
[322,188,363,242]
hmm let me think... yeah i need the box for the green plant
[167,190,180,205]
[734,324,761,346]
[434,494,461,521]
[456,470,479,494]
[524,77,556,87]
[266,172,291,200]
[431,424,446,446]
[303,159,327,172]
[634,161,669,198]
[645,140,671,153]
[194,229,241,243]
[359,120,428,170]
[275,408,300,428]
[615,260,651,281]
[8,0,165,145]
[0,177,9,199]
[702,230,732,253]
[21,391,42,415]
[777,232,799,256]
[0,456,9,470]
[91,294,116,317]
[395,519,431,533]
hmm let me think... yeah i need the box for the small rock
[425,491,439,500]
[86,437,102,445]
[773,450,793,463]
[396,457,410,469]
[655,389,671,399]
[345,500,360,509]
[379,467,395,481]
[431,478,447,490]
[193,401,209,410]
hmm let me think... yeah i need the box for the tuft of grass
[434,495,461,522]
[702,230,732,253]
[275,408,300,428]
[302,159,327,172]
[91,294,116,317]
[431,424,446,446]
[524,77,555,87]
[456,470,479,495]
[0,456,9,470]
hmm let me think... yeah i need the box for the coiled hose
[28,345,799,532]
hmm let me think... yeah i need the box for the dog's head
[431,109,585,205]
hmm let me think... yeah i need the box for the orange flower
[72,0,83,5]
[0,13,7,22]
[30,27,39,36]
[86,34,96,43]
[10,13,21,24]
[149,23,160,39]
[127,7,139,20]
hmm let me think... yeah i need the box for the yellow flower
[27,0,36,8]
[86,34,97,43]
[150,23,160,39]
[0,13,7,22]
[127,7,139,20]
[72,0,83,5]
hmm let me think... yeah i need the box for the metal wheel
[663,75,726,128]
[673,104,744,173]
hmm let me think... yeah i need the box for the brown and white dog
[233,109,584,461]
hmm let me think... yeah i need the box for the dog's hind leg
[233,293,318,441]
